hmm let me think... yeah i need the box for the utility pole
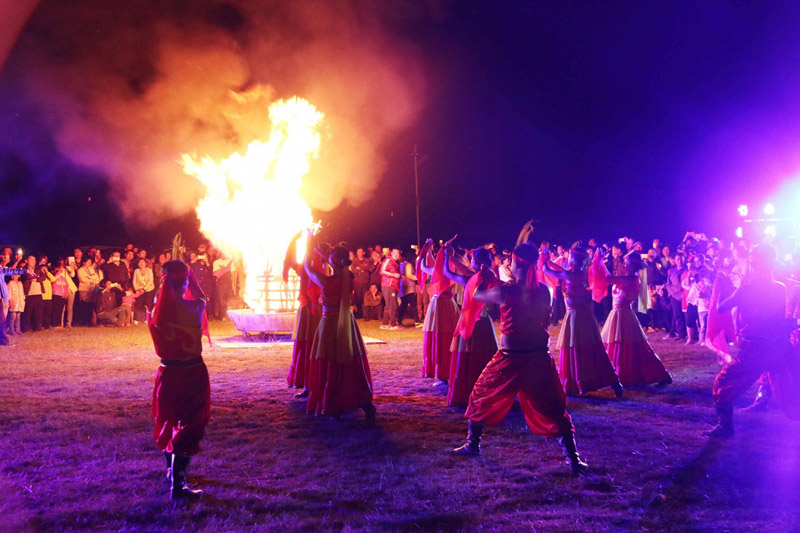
[413,144,421,249]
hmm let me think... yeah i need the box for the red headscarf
[428,246,453,296]
[512,244,540,291]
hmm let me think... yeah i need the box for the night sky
[3,1,800,255]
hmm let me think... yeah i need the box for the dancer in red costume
[283,233,322,398]
[544,247,623,398]
[304,235,376,425]
[601,253,672,387]
[418,237,461,385]
[453,242,589,475]
[149,260,210,501]
[707,244,792,437]
[442,246,499,408]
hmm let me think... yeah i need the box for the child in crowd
[7,275,24,335]
[121,287,140,326]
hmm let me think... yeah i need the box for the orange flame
[181,96,323,311]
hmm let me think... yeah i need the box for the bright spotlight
[764,203,776,215]
[735,226,743,239]
[765,224,777,237]
[738,204,748,217]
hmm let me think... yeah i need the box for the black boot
[453,420,483,456]
[294,387,309,399]
[703,403,734,438]
[171,454,202,502]
[558,433,589,475]
[363,403,377,428]
[612,381,624,399]
[164,452,173,482]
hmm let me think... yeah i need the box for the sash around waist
[159,356,204,367]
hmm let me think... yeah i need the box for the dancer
[707,244,790,437]
[442,245,499,408]
[601,253,672,387]
[544,247,623,398]
[304,234,376,425]
[419,238,461,385]
[149,260,210,501]
[284,233,322,398]
[453,242,588,476]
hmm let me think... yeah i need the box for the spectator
[77,257,102,326]
[95,280,127,326]
[351,248,374,318]
[133,258,155,323]
[21,255,45,331]
[369,250,382,288]
[38,256,55,330]
[1,262,27,343]
[379,248,402,330]
[363,283,384,321]
[191,255,215,310]
[213,252,234,319]
[498,255,514,282]
[154,252,167,293]
[120,286,138,326]
[50,260,76,328]
[102,250,129,307]
[398,249,420,326]
[6,273,24,336]
[64,254,79,328]
[123,250,136,274]
[682,254,706,344]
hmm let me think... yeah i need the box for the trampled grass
[0,320,798,531]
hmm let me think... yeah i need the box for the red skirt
[152,360,210,456]
[447,315,498,407]
[421,294,460,379]
[466,348,574,438]
[557,305,620,395]
[307,315,373,417]
[601,307,670,386]
[287,303,321,388]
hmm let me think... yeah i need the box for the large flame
[181,96,323,311]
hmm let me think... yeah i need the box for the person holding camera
[21,255,46,331]
[94,280,127,326]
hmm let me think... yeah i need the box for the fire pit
[227,309,295,340]
[226,272,301,340]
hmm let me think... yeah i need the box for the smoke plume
[0,0,427,227]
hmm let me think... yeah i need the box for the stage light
[735,227,743,238]
[765,225,777,237]
[764,203,776,215]
[738,204,748,217]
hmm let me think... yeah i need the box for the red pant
[152,361,210,456]
[466,348,574,438]
[713,339,785,406]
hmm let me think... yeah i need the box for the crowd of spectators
[2,231,794,348]
[0,243,242,337]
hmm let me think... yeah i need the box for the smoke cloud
[0,0,427,227]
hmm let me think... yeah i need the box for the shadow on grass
[637,438,727,528]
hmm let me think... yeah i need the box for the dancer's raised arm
[443,245,475,287]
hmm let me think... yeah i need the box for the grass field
[0,319,798,531]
